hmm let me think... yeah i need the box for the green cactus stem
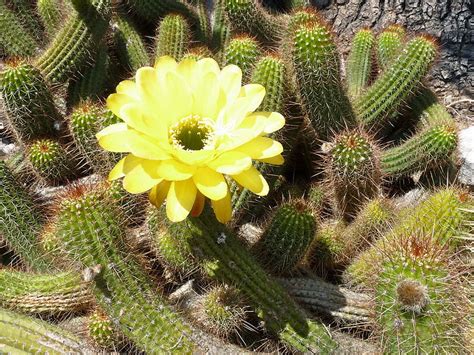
[0,61,59,141]
[0,269,92,316]
[210,0,230,62]
[222,0,285,45]
[376,25,405,70]
[155,14,191,62]
[374,234,466,354]
[161,210,337,353]
[126,0,198,28]
[291,18,356,140]
[0,307,90,353]
[346,28,375,98]
[327,131,381,220]
[355,36,437,131]
[55,185,197,353]
[112,12,149,72]
[37,0,71,39]
[0,0,38,57]
[254,199,317,274]
[28,139,73,183]
[409,86,454,127]
[380,121,458,178]
[88,309,117,348]
[35,0,111,84]
[224,35,261,81]
[0,161,51,271]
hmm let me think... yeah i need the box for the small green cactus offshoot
[327,131,380,220]
[376,25,405,70]
[88,310,117,348]
[28,139,73,183]
[346,28,375,98]
[155,14,191,61]
[37,0,71,39]
[224,35,261,80]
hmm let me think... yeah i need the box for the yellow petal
[261,112,285,134]
[192,167,228,200]
[122,160,163,194]
[156,159,196,181]
[211,190,232,223]
[116,80,139,98]
[126,130,170,160]
[197,58,220,76]
[172,149,214,166]
[238,84,266,109]
[219,64,242,103]
[232,166,269,196]
[96,123,130,152]
[106,93,134,119]
[207,152,252,175]
[154,56,177,71]
[258,154,284,165]
[192,72,220,119]
[108,156,126,180]
[166,179,197,222]
[149,180,171,208]
[161,71,193,123]
[177,58,198,88]
[190,191,205,217]
[216,113,267,151]
[236,137,283,159]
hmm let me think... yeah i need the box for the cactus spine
[381,121,458,178]
[113,13,149,72]
[162,211,337,353]
[291,17,356,140]
[55,186,196,353]
[0,307,89,353]
[0,161,51,271]
[1,61,59,141]
[35,0,111,83]
[346,29,375,98]
[155,14,191,62]
[355,36,437,131]
[255,199,316,274]
[0,270,92,315]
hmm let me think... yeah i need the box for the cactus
[210,0,231,61]
[162,210,337,353]
[155,14,191,62]
[195,286,248,339]
[27,139,73,183]
[409,86,454,127]
[224,35,261,80]
[37,0,70,39]
[0,307,90,353]
[291,16,356,140]
[346,29,375,98]
[0,61,59,141]
[222,0,284,44]
[380,121,458,178]
[0,0,38,57]
[326,131,381,220]
[254,199,317,274]
[88,309,117,348]
[0,269,92,315]
[35,0,111,83]
[127,0,198,26]
[374,234,466,353]
[0,161,51,271]
[355,36,437,131]
[112,12,150,72]
[376,25,405,70]
[55,185,197,353]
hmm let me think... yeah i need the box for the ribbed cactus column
[291,18,356,140]
[0,161,51,271]
[222,0,284,44]
[211,0,230,62]
[28,139,73,183]
[0,61,59,141]
[375,235,466,354]
[127,0,198,25]
[37,0,70,39]
[376,25,405,70]
[163,210,337,353]
[35,0,111,83]
[346,29,375,98]
[0,270,92,315]
[380,121,458,178]
[55,186,196,353]
[113,13,150,72]
[0,0,38,57]
[254,199,316,274]
[224,35,261,81]
[0,308,89,353]
[327,131,380,220]
[155,14,191,62]
[355,36,437,131]
[409,86,454,127]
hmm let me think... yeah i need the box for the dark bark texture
[311,0,473,123]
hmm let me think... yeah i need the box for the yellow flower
[97,56,285,223]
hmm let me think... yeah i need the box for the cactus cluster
[0,1,471,354]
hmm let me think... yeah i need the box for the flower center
[169,115,215,151]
